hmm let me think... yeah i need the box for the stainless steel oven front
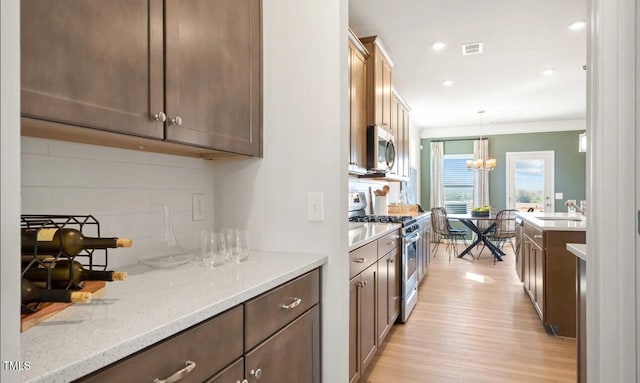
[400,230,419,322]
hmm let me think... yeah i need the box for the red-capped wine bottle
[21,278,91,304]
[21,228,132,256]
[22,260,127,288]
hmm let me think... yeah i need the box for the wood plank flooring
[361,242,577,383]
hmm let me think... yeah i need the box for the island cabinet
[416,215,431,283]
[349,230,401,383]
[348,30,369,174]
[522,221,585,337]
[77,269,320,383]
[21,0,262,158]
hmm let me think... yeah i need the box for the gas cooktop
[348,215,413,224]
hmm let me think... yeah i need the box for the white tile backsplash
[21,137,216,268]
[22,153,107,187]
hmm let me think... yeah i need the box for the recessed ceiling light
[542,68,555,76]
[432,42,446,50]
[442,80,454,87]
[568,20,586,30]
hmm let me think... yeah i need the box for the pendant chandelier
[466,110,497,171]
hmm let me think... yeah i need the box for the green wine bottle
[21,278,91,304]
[22,260,127,288]
[21,228,132,256]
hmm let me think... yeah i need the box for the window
[442,154,473,213]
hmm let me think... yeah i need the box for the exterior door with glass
[506,151,555,212]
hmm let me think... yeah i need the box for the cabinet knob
[237,380,249,383]
[250,368,262,380]
[170,116,183,126]
[153,112,167,122]
[387,258,395,263]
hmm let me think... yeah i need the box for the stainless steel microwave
[366,125,396,172]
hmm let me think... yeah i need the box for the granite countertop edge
[567,243,587,261]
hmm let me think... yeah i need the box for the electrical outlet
[307,192,325,222]
[555,192,563,200]
[192,193,205,221]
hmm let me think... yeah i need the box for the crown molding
[420,118,586,138]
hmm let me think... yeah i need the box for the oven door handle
[404,232,420,244]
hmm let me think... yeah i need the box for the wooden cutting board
[21,281,106,332]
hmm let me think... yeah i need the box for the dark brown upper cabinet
[21,0,262,158]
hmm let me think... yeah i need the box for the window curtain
[473,139,490,207]
[430,142,444,242]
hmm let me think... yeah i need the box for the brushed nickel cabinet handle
[279,297,302,310]
[354,257,366,263]
[534,235,543,239]
[153,112,167,122]
[170,116,183,126]
[237,380,249,383]
[153,360,196,383]
[250,368,262,380]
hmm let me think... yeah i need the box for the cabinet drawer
[204,357,244,383]
[245,269,320,351]
[524,222,544,248]
[350,241,377,278]
[77,305,243,383]
[377,230,400,258]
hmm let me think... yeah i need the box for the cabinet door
[389,96,399,175]
[402,110,410,177]
[349,277,361,383]
[389,248,401,324]
[245,306,320,383]
[21,0,164,138]
[533,244,545,320]
[204,357,244,383]
[360,264,377,373]
[349,41,367,170]
[376,254,390,344]
[165,0,262,156]
[381,56,392,127]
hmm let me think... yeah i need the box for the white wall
[21,137,216,269]
[214,1,348,381]
[421,118,585,139]
[1,0,21,381]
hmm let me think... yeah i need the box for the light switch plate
[192,193,205,221]
[555,192,563,200]
[307,192,325,222]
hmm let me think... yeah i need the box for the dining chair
[430,207,468,262]
[479,209,518,261]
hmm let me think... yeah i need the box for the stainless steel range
[348,192,419,322]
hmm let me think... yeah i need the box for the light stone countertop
[567,243,587,261]
[516,212,587,232]
[20,251,327,383]
[349,222,401,251]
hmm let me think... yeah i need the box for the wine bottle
[22,260,127,288]
[21,228,132,256]
[21,278,92,304]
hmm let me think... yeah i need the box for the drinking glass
[226,228,250,263]
[196,230,227,267]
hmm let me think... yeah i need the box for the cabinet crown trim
[359,35,395,68]
[348,28,370,58]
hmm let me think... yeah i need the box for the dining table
[447,213,505,262]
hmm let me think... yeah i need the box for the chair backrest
[431,207,452,235]
[493,209,518,238]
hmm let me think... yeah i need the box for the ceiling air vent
[462,42,483,56]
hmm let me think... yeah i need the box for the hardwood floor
[361,242,576,383]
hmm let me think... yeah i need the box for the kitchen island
[21,251,327,383]
[517,212,586,337]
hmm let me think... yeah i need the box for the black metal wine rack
[21,214,109,313]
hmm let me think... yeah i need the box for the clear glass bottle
[140,206,193,268]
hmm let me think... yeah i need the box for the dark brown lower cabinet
[76,269,320,383]
[76,306,244,383]
[349,264,377,383]
[522,221,585,337]
[245,305,320,383]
